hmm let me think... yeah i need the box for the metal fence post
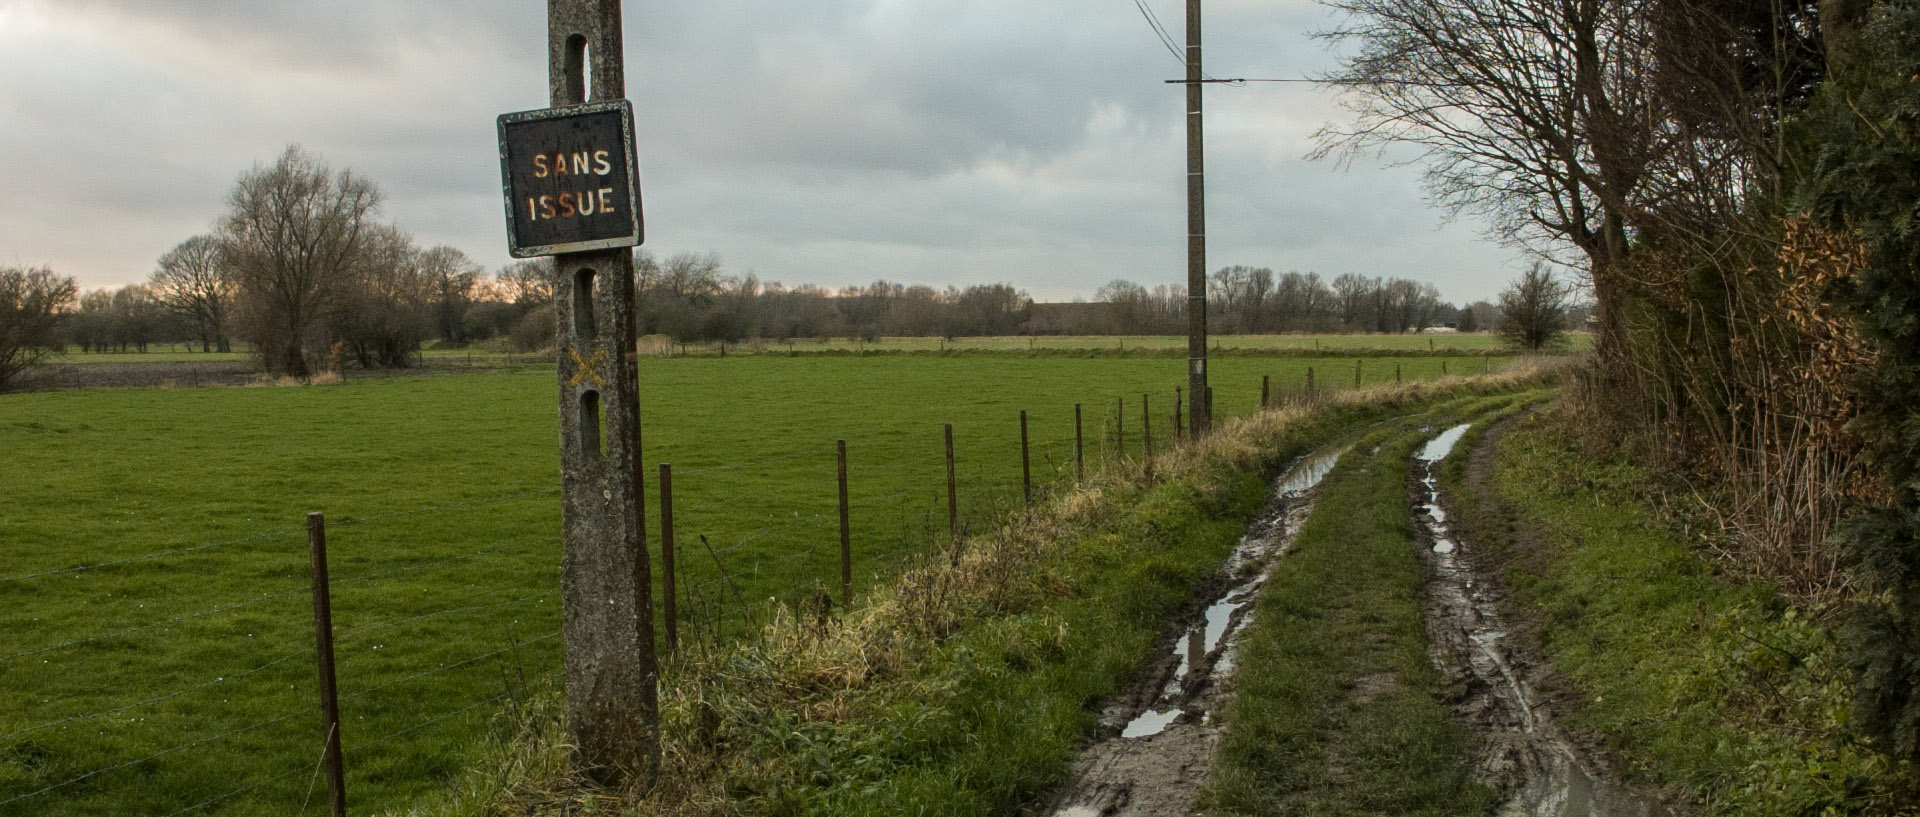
[1142,394,1153,460]
[1019,411,1032,505]
[838,441,851,608]
[307,513,346,817]
[1174,388,1184,442]
[945,424,958,542]
[1075,404,1084,483]
[659,464,676,657]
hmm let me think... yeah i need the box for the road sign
[498,100,643,258]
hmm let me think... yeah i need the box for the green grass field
[43,332,1583,366]
[0,354,1513,816]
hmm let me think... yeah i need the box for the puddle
[1048,445,1349,817]
[1421,423,1472,462]
[1413,426,1668,817]
[1120,708,1179,739]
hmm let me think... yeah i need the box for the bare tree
[1497,264,1570,350]
[1316,0,1662,354]
[331,225,430,369]
[149,235,234,352]
[497,260,555,309]
[418,245,483,346]
[0,266,77,391]
[221,145,381,378]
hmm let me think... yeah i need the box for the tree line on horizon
[0,145,1550,386]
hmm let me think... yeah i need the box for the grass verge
[404,371,1552,817]
[1444,406,1916,816]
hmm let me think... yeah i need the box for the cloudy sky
[0,0,1524,304]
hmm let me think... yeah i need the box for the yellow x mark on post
[566,346,609,390]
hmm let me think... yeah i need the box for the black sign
[498,100,643,258]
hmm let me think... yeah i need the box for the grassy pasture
[42,332,1575,366]
[0,354,1511,816]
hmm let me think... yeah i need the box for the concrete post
[548,0,658,784]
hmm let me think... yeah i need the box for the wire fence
[0,363,1484,816]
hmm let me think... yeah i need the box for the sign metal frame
[497,99,644,258]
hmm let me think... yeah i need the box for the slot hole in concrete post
[563,34,588,105]
[573,268,597,339]
[579,389,604,460]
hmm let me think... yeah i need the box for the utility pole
[546,0,657,785]
[1185,0,1211,437]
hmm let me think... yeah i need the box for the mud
[1412,424,1670,817]
[1043,445,1348,817]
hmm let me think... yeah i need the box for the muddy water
[1415,425,1668,817]
[1043,445,1350,817]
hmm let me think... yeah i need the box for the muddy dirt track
[1041,420,1673,817]
[1414,422,1668,817]
[1044,447,1347,817]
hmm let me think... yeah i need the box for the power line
[1131,0,1185,64]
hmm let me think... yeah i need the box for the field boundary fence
[4,360,1504,815]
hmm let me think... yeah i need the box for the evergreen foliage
[1799,0,1920,762]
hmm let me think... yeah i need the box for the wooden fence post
[1354,359,1363,388]
[307,513,347,817]
[1261,375,1270,408]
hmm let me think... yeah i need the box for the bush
[0,266,77,392]
[510,305,556,353]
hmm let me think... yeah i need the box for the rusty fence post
[1019,411,1032,505]
[837,441,851,608]
[1142,394,1153,460]
[945,424,958,542]
[1075,404,1084,483]
[659,464,677,657]
[1174,388,1184,443]
[307,513,347,817]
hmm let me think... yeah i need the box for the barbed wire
[0,650,304,744]
[337,631,559,707]
[0,709,306,807]
[158,764,311,817]
[335,592,554,647]
[361,692,511,747]
[4,546,525,666]
[0,486,562,587]
[0,526,305,586]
